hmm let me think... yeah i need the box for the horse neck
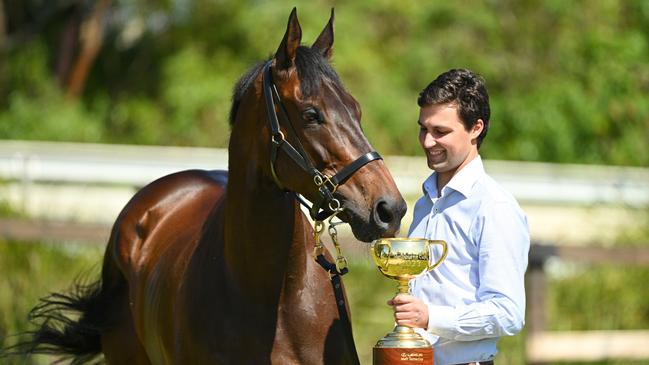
[223,131,312,305]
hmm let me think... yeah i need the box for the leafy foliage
[2,1,648,165]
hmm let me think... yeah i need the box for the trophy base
[373,347,433,365]
[372,326,433,364]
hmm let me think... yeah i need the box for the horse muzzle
[340,195,406,242]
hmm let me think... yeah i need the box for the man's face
[418,103,483,181]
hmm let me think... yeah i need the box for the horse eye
[302,107,323,124]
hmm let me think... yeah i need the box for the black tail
[2,279,111,364]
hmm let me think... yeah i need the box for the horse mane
[228,46,343,126]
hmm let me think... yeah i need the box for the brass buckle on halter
[271,130,285,145]
[313,174,338,194]
[328,198,341,212]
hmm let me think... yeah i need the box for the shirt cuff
[426,304,458,336]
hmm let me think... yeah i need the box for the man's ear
[471,119,484,139]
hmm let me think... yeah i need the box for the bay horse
[7,8,406,365]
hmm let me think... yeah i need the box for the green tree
[1,0,648,166]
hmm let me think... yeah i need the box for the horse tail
[18,279,107,363]
[2,231,127,364]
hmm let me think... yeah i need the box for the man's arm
[393,201,530,341]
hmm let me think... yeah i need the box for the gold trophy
[370,238,448,365]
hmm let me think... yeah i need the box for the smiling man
[388,69,530,365]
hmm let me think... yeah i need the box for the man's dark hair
[417,69,490,148]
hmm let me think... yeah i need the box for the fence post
[527,246,549,365]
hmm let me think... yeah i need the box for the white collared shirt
[408,155,530,365]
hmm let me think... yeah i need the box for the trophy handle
[426,240,448,271]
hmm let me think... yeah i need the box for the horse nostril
[375,200,394,224]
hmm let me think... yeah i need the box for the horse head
[233,8,406,242]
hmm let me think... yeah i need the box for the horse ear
[275,7,302,70]
[312,8,334,60]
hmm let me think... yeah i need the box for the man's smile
[427,149,446,162]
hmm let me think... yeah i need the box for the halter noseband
[262,61,382,220]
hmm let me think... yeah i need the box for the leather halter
[262,61,382,220]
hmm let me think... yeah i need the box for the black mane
[228,46,342,126]
[228,61,265,126]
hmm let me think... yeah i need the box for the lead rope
[312,203,361,365]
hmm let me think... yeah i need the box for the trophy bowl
[370,238,448,365]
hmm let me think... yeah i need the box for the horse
[6,8,406,364]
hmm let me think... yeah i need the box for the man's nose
[423,133,437,148]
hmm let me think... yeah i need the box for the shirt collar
[422,155,485,199]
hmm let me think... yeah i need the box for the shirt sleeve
[426,200,530,341]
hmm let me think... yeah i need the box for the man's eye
[302,108,322,123]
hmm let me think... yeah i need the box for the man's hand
[387,293,429,329]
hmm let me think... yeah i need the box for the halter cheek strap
[262,61,382,220]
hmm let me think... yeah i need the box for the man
[388,69,530,365]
